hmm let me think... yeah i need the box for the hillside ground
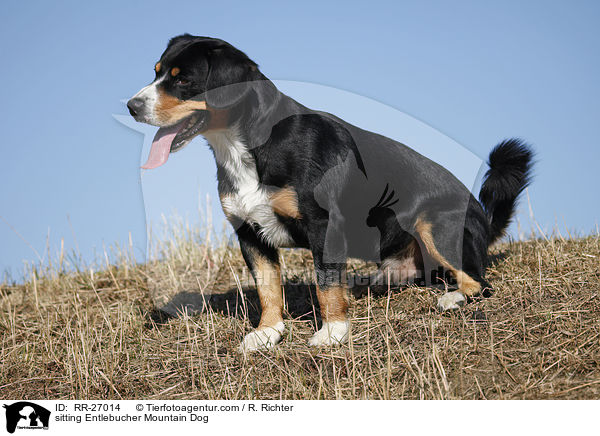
[1,224,599,399]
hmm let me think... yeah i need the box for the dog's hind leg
[414,213,492,311]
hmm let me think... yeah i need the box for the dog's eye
[175,78,190,86]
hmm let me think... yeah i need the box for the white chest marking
[204,127,293,247]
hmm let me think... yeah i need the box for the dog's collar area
[203,105,229,131]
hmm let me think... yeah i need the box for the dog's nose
[127,98,145,117]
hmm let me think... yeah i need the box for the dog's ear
[205,47,256,109]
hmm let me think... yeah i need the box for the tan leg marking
[253,255,284,329]
[415,217,481,297]
[316,285,349,322]
[309,284,350,346]
[239,251,285,352]
[270,186,301,219]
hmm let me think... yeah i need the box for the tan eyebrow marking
[171,67,180,77]
[155,62,161,73]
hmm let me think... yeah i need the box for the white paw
[239,322,285,353]
[437,291,466,311]
[308,321,349,346]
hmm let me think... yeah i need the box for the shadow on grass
[145,259,501,328]
[146,275,404,329]
[487,251,508,267]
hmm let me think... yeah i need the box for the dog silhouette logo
[2,402,50,433]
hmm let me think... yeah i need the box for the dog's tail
[478,138,534,244]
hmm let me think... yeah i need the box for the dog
[127,34,534,352]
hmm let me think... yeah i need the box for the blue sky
[1,1,599,282]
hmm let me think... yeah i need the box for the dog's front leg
[309,268,350,347]
[308,214,350,347]
[236,226,285,353]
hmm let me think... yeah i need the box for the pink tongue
[141,122,185,169]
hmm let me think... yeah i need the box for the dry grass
[1,219,599,400]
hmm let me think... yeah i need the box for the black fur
[479,139,535,243]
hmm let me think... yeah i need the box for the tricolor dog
[128,35,534,352]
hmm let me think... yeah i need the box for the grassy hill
[1,225,599,399]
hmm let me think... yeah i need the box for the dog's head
[127,34,259,168]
